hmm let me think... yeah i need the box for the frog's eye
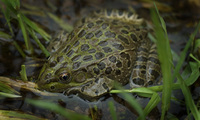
[59,73,71,83]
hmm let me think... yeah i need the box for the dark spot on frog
[88,48,96,53]
[73,41,80,47]
[128,12,133,18]
[127,60,131,67]
[102,23,109,29]
[95,52,105,60]
[71,55,81,62]
[57,56,64,62]
[86,81,93,86]
[134,65,146,69]
[139,35,143,40]
[138,47,148,53]
[112,20,118,25]
[98,41,108,46]
[83,55,93,61]
[95,30,103,38]
[66,50,74,57]
[62,62,68,67]
[120,52,130,59]
[132,78,144,85]
[105,31,116,38]
[45,73,52,79]
[81,44,90,51]
[81,17,86,24]
[124,25,130,30]
[97,62,106,70]
[115,69,121,75]
[130,34,137,42]
[136,28,140,31]
[149,69,160,78]
[141,70,146,74]
[81,86,85,92]
[116,60,122,68]
[63,45,71,53]
[102,83,109,91]
[50,61,57,67]
[85,33,94,39]
[95,78,99,83]
[96,20,103,25]
[105,67,112,74]
[87,22,94,28]
[121,30,128,34]
[95,10,100,14]
[118,35,129,44]
[150,51,157,55]
[148,81,153,85]
[109,56,116,63]
[95,90,99,95]
[102,47,112,53]
[50,86,55,90]
[82,68,87,72]
[112,43,124,50]
[69,32,75,39]
[72,62,81,69]
[136,56,147,62]
[149,57,160,64]
[45,79,50,84]
[93,67,100,75]
[106,9,112,16]
[118,10,123,16]
[78,30,86,38]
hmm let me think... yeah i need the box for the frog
[37,9,161,99]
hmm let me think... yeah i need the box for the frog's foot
[66,76,114,99]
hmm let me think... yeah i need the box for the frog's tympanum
[37,9,161,99]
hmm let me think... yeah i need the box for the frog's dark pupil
[62,75,68,80]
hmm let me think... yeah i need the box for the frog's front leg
[66,76,114,98]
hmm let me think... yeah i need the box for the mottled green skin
[37,9,161,99]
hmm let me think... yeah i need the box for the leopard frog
[37,9,161,99]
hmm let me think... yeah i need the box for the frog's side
[37,9,161,99]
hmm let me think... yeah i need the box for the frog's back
[38,9,161,98]
[48,10,149,84]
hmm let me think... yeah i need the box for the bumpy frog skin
[37,9,161,99]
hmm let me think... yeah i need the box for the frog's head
[37,60,92,93]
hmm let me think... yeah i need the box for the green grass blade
[184,62,200,86]
[176,73,200,119]
[0,81,19,94]
[151,3,173,119]
[17,13,31,51]
[12,41,26,58]
[21,14,51,41]
[0,110,45,120]
[9,0,20,9]
[26,99,91,120]
[1,5,14,36]
[108,101,117,120]
[19,65,28,81]
[0,31,12,40]
[0,92,21,98]
[47,12,73,32]
[28,28,50,57]
[115,85,145,120]
[143,92,160,117]
[172,22,200,82]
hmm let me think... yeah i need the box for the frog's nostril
[50,86,55,90]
